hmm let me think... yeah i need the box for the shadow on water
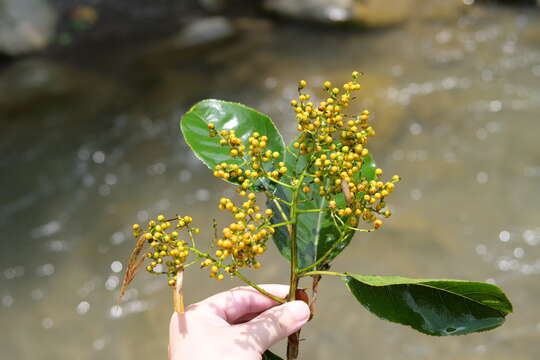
[1,3,540,360]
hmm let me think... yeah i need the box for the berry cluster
[214,190,274,273]
[210,129,288,188]
[124,72,401,295]
[132,215,199,287]
[290,72,401,231]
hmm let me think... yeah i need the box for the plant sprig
[121,72,512,360]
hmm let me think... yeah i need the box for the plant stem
[287,174,304,302]
[267,177,295,189]
[299,270,348,278]
[268,221,294,228]
[297,207,329,213]
[173,270,185,313]
[287,172,305,360]
[234,271,286,304]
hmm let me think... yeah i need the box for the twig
[120,234,147,298]
[173,270,185,313]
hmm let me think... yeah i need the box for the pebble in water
[110,261,122,273]
[31,288,44,301]
[523,230,539,246]
[42,318,54,329]
[476,171,488,184]
[2,295,14,307]
[409,123,423,135]
[36,264,55,277]
[499,230,511,242]
[76,301,90,315]
[105,275,119,291]
[110,232,125,245]
[92,151,105,164]
[410,189,422,201]
[195,189,210,201]
[178,169,192,183]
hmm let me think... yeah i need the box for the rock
[198,0,227,12]
[139,16,236,68]
[175,16,235,48]
[263,0,466,26]
[0,59,118,115]
[0,0,58,56]
[264,0,354,24]
[354,0,466,26]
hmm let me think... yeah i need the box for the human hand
[169,284,310,360]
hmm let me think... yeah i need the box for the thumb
[236,300,310,352]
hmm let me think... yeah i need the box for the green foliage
[345,274,512,335]
[126,73,513,360]
[268,143,376,270]
[263,350,284,360]
[176,93,512,350]
[181,99,285,187]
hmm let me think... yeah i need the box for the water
[1,5,540,360]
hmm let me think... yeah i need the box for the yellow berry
[132,224,140,230]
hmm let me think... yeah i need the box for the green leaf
[180,99,285,186]
[268,143,376,270]
[262,350,283,360]
[344,274,513,336]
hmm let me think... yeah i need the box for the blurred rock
[198,0,227,12]
[139,16,236,68]
[264,0,354,24]
[263,0,467,26]
[354,0,464,27]
[0,59,118,115]
[0,0,58,56]
[175,16,235,48]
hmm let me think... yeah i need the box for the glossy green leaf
[180,99,285,186]
[268,143,376,270]
[262,350,283,360]
[344,274,513,336]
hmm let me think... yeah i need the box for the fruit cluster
[210,129,288,188]
[290,72,400,230]
[200,192,275,279]
[132,215,198,287]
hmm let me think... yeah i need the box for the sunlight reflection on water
[1,4,540,360]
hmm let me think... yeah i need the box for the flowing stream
[1,5,539,360]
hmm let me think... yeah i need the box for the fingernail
[288,301,310,322]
